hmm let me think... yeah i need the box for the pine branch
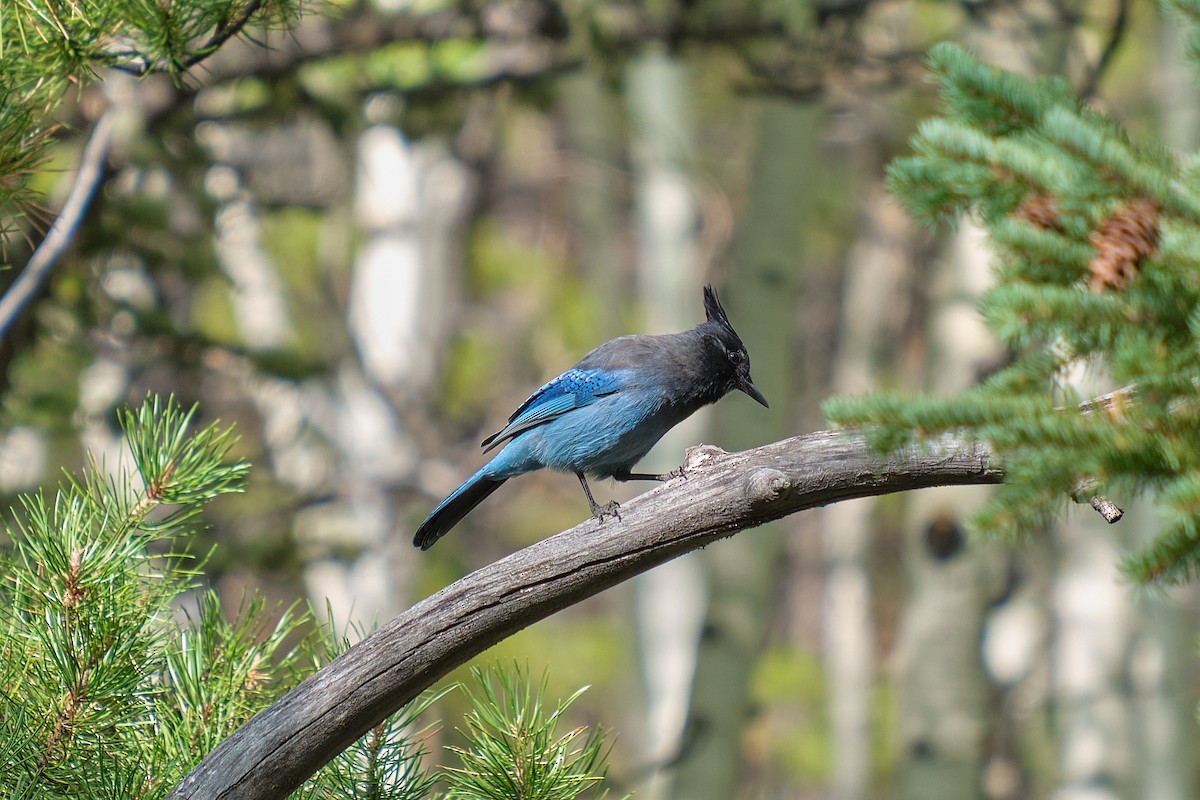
[853,42,1200,582]
[0,394,269,796]
[108,0,270,77]
[443,664,614,800]
[167,429,1002,800]
[0,0,306,260]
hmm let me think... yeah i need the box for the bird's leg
[612,466,687,482]
[576,472,621,521]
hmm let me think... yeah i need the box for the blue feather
[481,368,626,452]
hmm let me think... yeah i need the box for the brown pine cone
[1088,198,1159,292]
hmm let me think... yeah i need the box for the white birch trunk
[298,125,470,638]
[896,221,1006,800]
[822,184,915,800]
[625,50,707,800]
[1050,512,1130,800]
[1115,21,1200,800]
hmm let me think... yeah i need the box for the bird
[412,285,768,550]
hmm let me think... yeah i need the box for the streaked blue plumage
[413,285,768,550]
[480,368,626,453]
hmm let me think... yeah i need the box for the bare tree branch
[1078,0,1129,100]
[168,428,1002,800]
[0,112,115,344]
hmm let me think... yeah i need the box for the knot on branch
[745,467,790,503]
[683,444,727,471]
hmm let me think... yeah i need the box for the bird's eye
[729,349,745,365]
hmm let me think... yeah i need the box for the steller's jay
[413,285,768,550]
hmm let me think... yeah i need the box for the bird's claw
[593,500,622,523]
[664,466,687,481]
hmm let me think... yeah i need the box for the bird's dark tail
[413,469,507,550]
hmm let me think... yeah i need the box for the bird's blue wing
[481,368,625,452]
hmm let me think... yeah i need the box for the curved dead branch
[169,428,1002,800]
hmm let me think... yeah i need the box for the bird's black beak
[739,376,769,408]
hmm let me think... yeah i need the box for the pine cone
[1015,193,1064,233]
[1088,198,1159,292]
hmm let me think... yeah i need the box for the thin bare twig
[1079,0,1129,100]
[0,111,116,343]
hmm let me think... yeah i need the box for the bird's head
[699,285,769,408]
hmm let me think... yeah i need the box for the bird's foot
[591,499,622,523]
[612,467,687,483]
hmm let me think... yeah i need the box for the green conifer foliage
[442,665,619,800]
[0,394,308,796]
[824,38,1200,585]
[0,0,303,259]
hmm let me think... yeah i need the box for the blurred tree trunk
[1119,21,1199,800]
[894,222,1008,800]
[1044,19,1200,800]
[816,16,934,797]
[560,69,624,340]
[664,97,808,800]
[560,65,685,783]
[893,7,1085,793]
[1126,503,1199,800]
[300,126,420,633]
[624,49,709,800]
[300,127,471,636]
[821,182,917,799]
[1051,510,1131,800]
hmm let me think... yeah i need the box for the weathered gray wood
[168,429,1003,800]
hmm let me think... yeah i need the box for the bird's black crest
[702,285,728,325]
[702,285,743,342]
